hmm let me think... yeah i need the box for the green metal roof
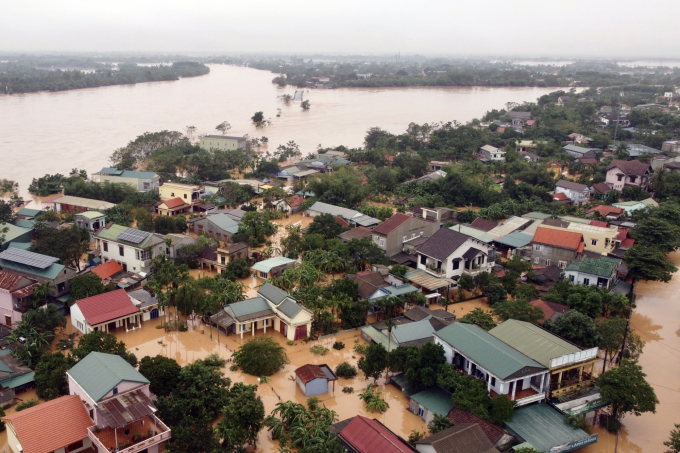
[0,371,35,389]
[489,320,581,368]
[278,299,303,319]
[12,219,35,229]
[360,326,398,352]
[207,214,240,234]
[251,256,296,273]
[0,258,66,279]
[494,231,533,249]
[449,224,496,243]
[96,224,156,248]
[0,223,33,245]
[523,212,552,220]
[392,318,435,344]
[16,208,42,217]
[559,216,591,225]
[504,403,593,453]
[100,167,158,179]
[76,211,105,220]
[409,387,453,417]
[435,323,545,380]
[368,284,419,301]
[67,352,149,402]
[229,297,272,317]
[258,283,292,305]
[8,242,32,251]
[0,360,12,374]
[565,256,619,278]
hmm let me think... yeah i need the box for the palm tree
[31,282,51,309]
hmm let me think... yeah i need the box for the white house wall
[70,304,88,334]
[417,237,492,279]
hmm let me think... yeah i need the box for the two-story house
[554,180,590,205]
[0,248,78,299]
[478,145,506,162]
[95,224,165,274]
[541,219,618,256]
[415,228,494,279]
[159,182,203,208]
[92,167,160,192]
[0,270,38,326]
[606,159,652,192]
[67,352,171,453]
[529,227,584,268]
[434,322,549,406]
[371,213,439,259]
[564,256,621,289]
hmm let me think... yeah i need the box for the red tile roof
[373,213,412,235]
[552,193,569,201]
[529,298,569,323]
[91,260,124,280]
[0,270,33,291]
[579,157,599,165]
[447,409,509,446]
[161,197,188,209]
[2,395,93,453]
[589,220,609,228]
[621,238,636,247]
[587,205,624,217]
[340,415,414,453]
[532,227,583,250]
[335,216,350,227]
[285,194,305,208]
[295,364,328,384]
[75,289,139,326]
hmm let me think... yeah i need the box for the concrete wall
[416,237,492,279]
[303,377,329,397]
[564,270,613,288]
[529,243,577,268]
[71,304,88,334]
[554,186,590,205]
[98,239,165,274]
[97,175,159,192]
[373,217,439,258]
[159,184,200,202]
[199,136,244,151]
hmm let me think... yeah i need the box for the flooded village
[2,55,680,453]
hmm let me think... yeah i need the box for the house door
[283,324,288,337]
[4,316,11,326]
[516,380,523,391]
[294,325,307,340]
[150,309,159,320]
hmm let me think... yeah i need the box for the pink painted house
[606,160,652,192]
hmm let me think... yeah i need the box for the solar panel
[117,228,150,244]
[0,248,60,269]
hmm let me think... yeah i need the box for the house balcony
[88,415,170,453]
[550,374,594,398]
[490,387,546,407]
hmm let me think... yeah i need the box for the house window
[570,275,575,282]
[491,377,496,386]
[534,245,541,251]
[534,257,540,264]
[57,282,66,292]
[630,176,637,183]
[583,278,590,285]
[143,182,151,190]
[183,194,187,199]
[103,241,108,252]
[259,271,268,279]
[171,192,175,197]
[591,239,598,246]
[379,238,385,247]
[136,250,140,260]
[119,246,124,257]
[417,406,424,417]
[558,260,567,269]
[453,260,460,270]
[67,440,84,451]
[420,255,427,265]
[546,259,551,266]
[617,175,623,182]
[113,387,118,395]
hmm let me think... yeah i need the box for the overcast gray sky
[3,0,679,58]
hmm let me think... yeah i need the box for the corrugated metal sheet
[340,416,415,453]
[98,389,157,428]
[409,387,454,417]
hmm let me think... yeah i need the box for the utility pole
[617,277,636,365]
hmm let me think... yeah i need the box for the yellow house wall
[540,224,617,255]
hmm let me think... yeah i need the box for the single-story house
[70,289,142,334]
[0,349,35,394]
[587,205,624,220]
[2,395,94,453]
[447,409,515,451]
[328,415,417,453]
[564,256,621,289]
[251,256,297,279]
[304,201,380,228]
[50,195,116,213]
[338,227,374,242]
[0,223,33,251]
[74,211,106,240]
[563,145,599,158]
[210,283,313,341]
[470,217,498,232]
[414,423,501,453]
[190,213,241,243]
[15,208,43,221]
[554,180,590,205]
[156,197,191,216]
[276,195,305,214]
[294,364,338,396]
[92,167,160,192]
[408,386,454,424]
[612,198,659,215]
[90,260,124,281]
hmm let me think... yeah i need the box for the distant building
[0,270,38,325]
[199,135,246,151]
[294,364,338,396]
[606,159,652,192]
[92,167,160,192]
[159,182,203,206]
[51,195,116,213]
[562,144,599,158]
[554,180,590,205]
[371,213,438,258]
[328,416,417,453]
[251,256,297,279]
[95,223,165,274]
[478,145,505,162]
[565,256,622,289]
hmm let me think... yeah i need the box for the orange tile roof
[532,227,583,250]
[529,298,569,323]
[285,194,305,208]
[161,197,187,209]
[587,205,624,217]
[3,395,93,453]
[552,193,569,201]
[372,213,412,235]
[91,260,124,280]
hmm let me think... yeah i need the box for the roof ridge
[92,352,125,389]
[3,394,78,420]
[458,323,541,369]
[354,416,411,453]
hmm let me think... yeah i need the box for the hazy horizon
[3,0,680,59]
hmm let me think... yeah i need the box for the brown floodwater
[0,65,561,201]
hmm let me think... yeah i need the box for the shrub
[16,399,39,412]
[353,343,367,355]
[310,345,330,356]
[232,336,290,376]
[390,264,409,278]
[342,387,354,394]
[332,341,345,350]
[335,362,358,378]
[408,430,426,446]
[229,364,238,372]
[287,340,295,346]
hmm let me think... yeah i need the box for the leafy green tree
[428,414,453,434]
[264,401,344,453]
[625,244,678,282]
[493,299,543,323]
[232,336,289,376]
[358,343,388,382]
[390,264,409,278]
[459,274,475,292]
[335,362,358,378]
[485,284,507,305]
[631,217,680,254]
[222,257,251,280]
[306,213,346,239]
[67,273,113,305]
[664,424,680,453]
[34,352,71,400]
[217,382,265,451]
[596,360,658,430]
[405,342,446,388]
[544,310,600,348]
[71,330,138,366]
[460,308,497,331]
[31,223,90,271]
[232,211,278,246]
[6,305,65,367]
[597,317,628,373]
[138,355,181,397]
[251,111,264,123]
